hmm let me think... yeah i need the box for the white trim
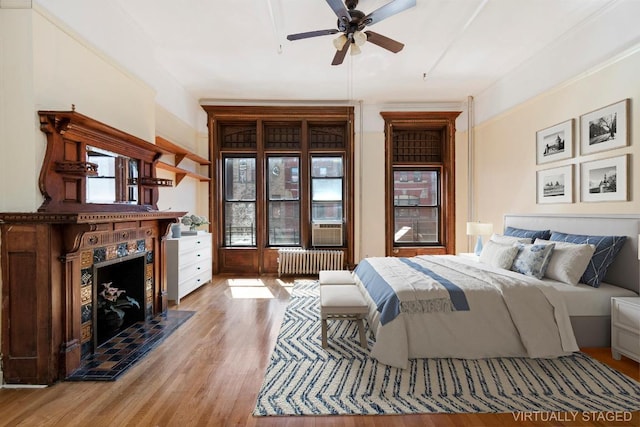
[1,384,48,389]
[0,0,32,9]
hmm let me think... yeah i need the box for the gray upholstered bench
[319,270,355,286]
[320,284,368,349]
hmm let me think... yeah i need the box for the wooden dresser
[166,233,213,304]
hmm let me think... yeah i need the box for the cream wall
[473,49,640,233]
[0,8,38,211]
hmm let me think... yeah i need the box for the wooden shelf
[156,136,210,166]
[155,136,211,186]
[156,161,210,185]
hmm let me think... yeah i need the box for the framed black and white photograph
[537,165,573,204]
[580,154,628,202]
[580,99,628,155]
[536,119,573,164]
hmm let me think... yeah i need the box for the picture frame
[537,164,573,204]
[536,119,573,164]
[580,154,628,202]
[580,99,628,155]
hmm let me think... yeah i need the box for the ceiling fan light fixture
[332,34,348,50]
[350,43,362,56]
[353,30,367,46]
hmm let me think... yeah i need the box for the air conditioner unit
[312,221,343,246]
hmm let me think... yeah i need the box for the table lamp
[467,222,494,256]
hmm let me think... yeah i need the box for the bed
[353,214,640,369]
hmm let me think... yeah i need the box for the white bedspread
[354,255,579,369]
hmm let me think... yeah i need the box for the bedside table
[458,252,480,262]
[611,297,640,362]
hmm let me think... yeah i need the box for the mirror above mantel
[38,110,172,213]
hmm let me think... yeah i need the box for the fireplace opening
[93,252,147,347]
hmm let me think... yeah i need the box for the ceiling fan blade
[362,0,416,27]
[331,40,350,66]
[325,0,351,25]
[364,31,404,53]
[287,29,339,41]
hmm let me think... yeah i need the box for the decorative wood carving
[54,161,99,176]
[38,110,166,213]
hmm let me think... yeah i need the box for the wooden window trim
[381,111,461,256]
[203,106,354,274]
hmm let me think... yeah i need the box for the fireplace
[93,253,147,347]
[0,212,184,384]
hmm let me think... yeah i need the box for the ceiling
[33,0,637,108]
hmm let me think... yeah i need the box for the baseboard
[1,384,48,389]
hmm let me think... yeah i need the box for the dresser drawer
[178,257,212,282]
[612,299,640,331]
[179,270,213,299]
[611,297,640,363]
[612,328,640,358]
[178,235,211,253]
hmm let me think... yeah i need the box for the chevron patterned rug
[253,280,640,416]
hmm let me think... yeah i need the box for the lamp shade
[353,30,367,46]
[332,34,348,50]
[466,222,494,236]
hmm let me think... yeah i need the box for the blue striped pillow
[549,232,627,287]
[504,226,551,241]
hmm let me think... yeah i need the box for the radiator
[277,248,344,276]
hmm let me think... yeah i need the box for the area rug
[67,310,195,381]
[253,281,640,415]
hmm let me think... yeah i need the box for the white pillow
[534,238,596,285]
[479,240,519,269]
[490,233,532,245]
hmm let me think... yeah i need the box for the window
[311,156,343,222]
[268,156,300,245]
[223,157,256,246]
[205,106,354,274]
[382,111,460,255]
[393,169,439,244]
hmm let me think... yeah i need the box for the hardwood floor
[1,276,638,427]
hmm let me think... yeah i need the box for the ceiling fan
[286,0,416,66]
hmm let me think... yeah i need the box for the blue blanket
[354,257,470,325]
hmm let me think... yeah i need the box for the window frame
[205,106,354,275]
[392,166,442,246]
[266,155,301,247]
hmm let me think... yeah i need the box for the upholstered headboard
[503,214,640,294]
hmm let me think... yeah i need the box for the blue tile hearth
[67,310,194,381]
